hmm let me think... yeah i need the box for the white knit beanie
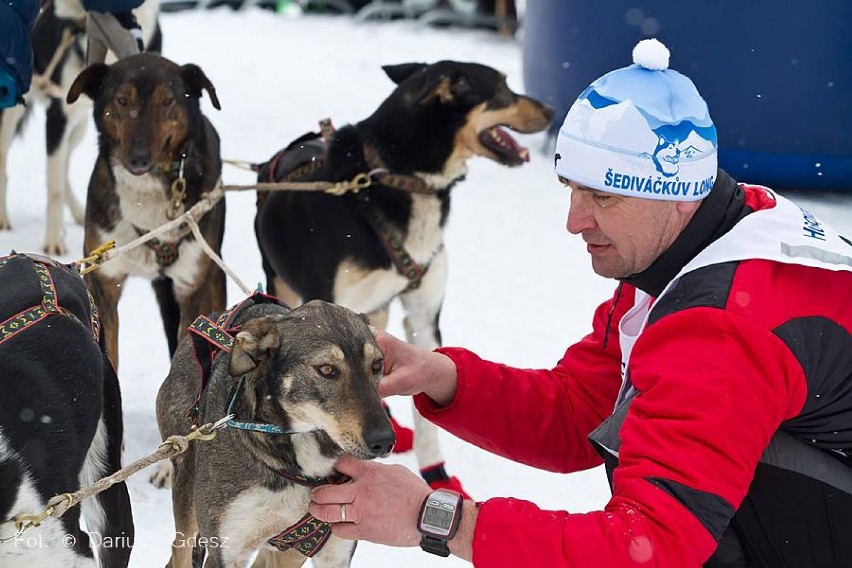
[554,39,718,201]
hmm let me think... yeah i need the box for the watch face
[419,491,460,537]
[422,506,454,535]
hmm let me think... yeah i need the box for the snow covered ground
[2,8,850,567]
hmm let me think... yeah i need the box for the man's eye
[592,194,615,207]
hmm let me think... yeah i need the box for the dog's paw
[0,218,10,231]
[149,460,173,489]
[42,235,68,257]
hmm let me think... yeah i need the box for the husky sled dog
[0,252,133,567]
[254,60,553,492]
[66,53,226,369]
[0,0,161,256]
[156,296,395,568]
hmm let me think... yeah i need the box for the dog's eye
[116,96,128,106]
[316,364,339,379]
[162,97,174,107]
[371,359,383,374]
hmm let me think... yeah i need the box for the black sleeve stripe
[646,476,735,541]
[773,317,852,452]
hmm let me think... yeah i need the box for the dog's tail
[79,352,134,568]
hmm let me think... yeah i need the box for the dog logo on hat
[652,136,681,177]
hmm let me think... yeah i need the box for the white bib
[616,186,852,404]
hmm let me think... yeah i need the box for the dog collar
[223,376,320,435]
[272,468,349,488]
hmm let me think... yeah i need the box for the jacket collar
[622,170,752,297]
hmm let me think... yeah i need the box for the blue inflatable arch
[523,1,852,192]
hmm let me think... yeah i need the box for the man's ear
[180,63,221,110]
[229,317,280,376]
[67,63,110,104]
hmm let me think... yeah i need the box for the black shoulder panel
[648,262,739,326]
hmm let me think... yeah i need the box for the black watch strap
[420,534,452,557]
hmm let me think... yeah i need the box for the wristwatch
[417,489,464,557]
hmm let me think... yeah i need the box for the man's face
[563,178,699,279]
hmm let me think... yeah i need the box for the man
[0,0,39,108]
[309,39,852,566]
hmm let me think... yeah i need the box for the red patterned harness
[0,253,100,346]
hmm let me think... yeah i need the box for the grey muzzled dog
[156,299,395,568]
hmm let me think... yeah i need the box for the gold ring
[340,503,347,523]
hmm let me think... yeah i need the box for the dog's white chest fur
[96,164,203,292]
[333,193,445,313]
[217,486,313,564]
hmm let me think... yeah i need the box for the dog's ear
[357,312,379,337]
[416,74,473,106]
[67,63,110,104]
[180,64,221,111]
[382,63,427,85]
[229,317,280,376]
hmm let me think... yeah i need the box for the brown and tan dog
[156,298,395,568]
[67,53,226,368]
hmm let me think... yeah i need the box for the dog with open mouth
[253,60,554,496]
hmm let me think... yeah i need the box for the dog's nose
[364,428,396,457]
[129,140,151,173]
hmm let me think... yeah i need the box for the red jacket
[415,180,852,566]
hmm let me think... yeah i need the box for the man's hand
[308,454,432,547]
[375,329,459,406]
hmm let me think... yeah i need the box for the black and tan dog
[0,0,161,256]
[156,297,394,568]
[66,53,226,369]
[0,253,133,567]
[254,60,553,492]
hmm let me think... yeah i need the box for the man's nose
[566,190,596,234]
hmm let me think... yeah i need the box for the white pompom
[632,38,670,71]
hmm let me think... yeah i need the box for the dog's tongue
[481,126,530,165]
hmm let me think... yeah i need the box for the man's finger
[310,481,355,504]
[333,453,371,476]
[378,379,395,398]
[308,501,360,525]
[330,521,361,540]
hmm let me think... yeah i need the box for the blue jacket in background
[0,0,39,96]
[81,0,144,13]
